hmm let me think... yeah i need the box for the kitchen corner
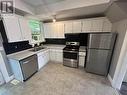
[7,44,66,82]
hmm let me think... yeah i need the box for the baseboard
[108,74,113,85]
[6,75,14,83]
[9,75,14,81]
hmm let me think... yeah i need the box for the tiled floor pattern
[0,62,119,95]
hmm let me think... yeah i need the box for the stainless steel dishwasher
[20,55,38,81]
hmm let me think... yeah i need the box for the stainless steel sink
[30,47,45,52]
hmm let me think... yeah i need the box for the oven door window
[63,52,78,60]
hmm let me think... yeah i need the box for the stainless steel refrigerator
[85,33,116,76]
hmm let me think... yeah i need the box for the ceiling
[21,0,118,20]
[22,0,65,7]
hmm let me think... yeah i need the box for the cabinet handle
[22,61,30,64]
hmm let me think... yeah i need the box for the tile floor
[0,62,119,95]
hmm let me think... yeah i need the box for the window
[29,20,44,43]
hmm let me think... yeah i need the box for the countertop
[7,44,65,61]
[7,44,86,61]
[79,46,87,52]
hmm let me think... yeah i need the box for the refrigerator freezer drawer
[85,49,111,76]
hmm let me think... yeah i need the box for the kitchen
[0,0,127,95]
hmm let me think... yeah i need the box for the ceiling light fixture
[53,18,56,22]
[52,15,56,22]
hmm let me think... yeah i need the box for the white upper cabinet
[56,22,64,38]
[50,23,57,38]
[18,17,32,41]
[82,17,112,33]
[72,20,82,33]
[102,18,112,32]
[82,19,92,33]
[64,21,73,34]
[3,16,23,42]
[43,17,112,38]
[44,22,64,38]
[44,23,55,38]
[44,23,52,38]
[91,18,104,32]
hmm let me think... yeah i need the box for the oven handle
[63,50,78,53]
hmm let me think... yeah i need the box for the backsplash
[44,38,66,45]
[3,41,32,55]
[3,34,88,54]
[79,33,88,46]
[44,33,88,46]
[65,33,88,46]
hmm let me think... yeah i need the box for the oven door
[63,50,78,60]
[63,50,79,67]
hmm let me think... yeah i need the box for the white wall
[0,70,5,85]
[109,19,127,79]
[0,32,13,83]
[0,51,12,83]
[123,71,127,82]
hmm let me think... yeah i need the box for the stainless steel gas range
[63,42,80,68]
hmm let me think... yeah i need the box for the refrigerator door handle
[88,34,92,48]
[86,50,90,64]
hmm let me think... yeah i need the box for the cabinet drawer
[79,52,86,56]
[79,57,85,67]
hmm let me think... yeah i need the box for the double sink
[30,46,46,52]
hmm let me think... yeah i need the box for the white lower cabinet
[38,54,45,70]
[37,49,49,70]
[50,49,56,61]
[56,50,63,62]
[79,52,86,67]
[50,49,63,63]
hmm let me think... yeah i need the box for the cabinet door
[56,50,63,62]
[50,49,56,61]
[102,18,112,32]
[18,17,32,41]
[57,22,65,38]
[79,56,85,67]
[40,22,45,42]
[38,55,45,70]
[91,18,104,32]
[72,20,82,33]
[64,21,73,34]
[82,19,92,33]
[3,16,22,42]
[44,50,50,64]
[50,23,57,38]
[43,23,51,38]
